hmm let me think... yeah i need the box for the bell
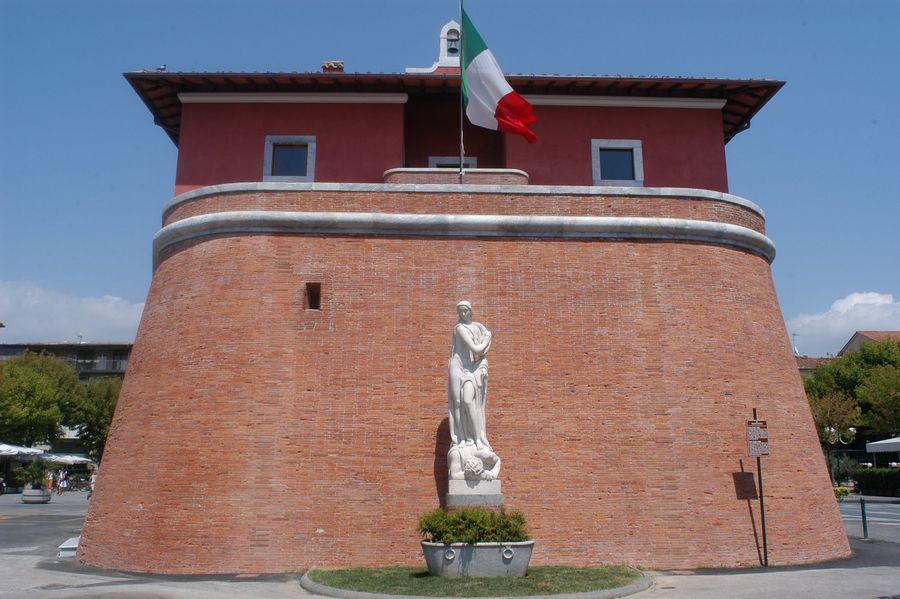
[447,29,460,55]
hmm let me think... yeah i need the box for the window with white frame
[591,139,643,186]
[264,135,317,182]
[428,156,478,169]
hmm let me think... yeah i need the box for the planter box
[422,541,534,577]
[21,488,52,504]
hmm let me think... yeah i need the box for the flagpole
[458,0,465,185]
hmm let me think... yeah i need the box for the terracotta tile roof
[857,331,900,341]
[796,356,833,370]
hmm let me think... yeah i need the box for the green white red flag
[461,9,537,143]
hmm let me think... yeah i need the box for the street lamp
[824,425,857,446]
[824,425,857,485]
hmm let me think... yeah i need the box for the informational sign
[747,420,769,457]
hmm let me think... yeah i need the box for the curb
[300,568,653,599]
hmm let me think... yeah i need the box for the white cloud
[788,292,900,356]
[0,280,143,343]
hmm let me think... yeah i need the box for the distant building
[796,355,833,378]
[838,331,900,356]
[796,330,900,377]
[0,343,132,382]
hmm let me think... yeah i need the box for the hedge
[854,468,900,497]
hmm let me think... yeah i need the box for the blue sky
[1,0,898,355]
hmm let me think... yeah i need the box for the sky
[1,0,898,356]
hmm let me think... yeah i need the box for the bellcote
[405,20,461,74]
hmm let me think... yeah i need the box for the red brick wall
[78,191,847,574]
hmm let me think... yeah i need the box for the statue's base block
[447,480,503,507]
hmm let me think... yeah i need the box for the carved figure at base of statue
[448,443,501,481]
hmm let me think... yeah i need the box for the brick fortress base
[77,173,851,574]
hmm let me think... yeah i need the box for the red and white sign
[747,420,769,457]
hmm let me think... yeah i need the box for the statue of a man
[448,300,492,450]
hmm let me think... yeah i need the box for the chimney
[322,60,345,73]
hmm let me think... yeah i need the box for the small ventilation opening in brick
[305,282,321,310]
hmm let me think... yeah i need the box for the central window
[272,145,308,176]
[591,139,643,186]
[264,135,317,182]
[428,156,478,169]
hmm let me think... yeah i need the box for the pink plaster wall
[506,106,729,191]
[174,103,405,195]
[173,101,729,193]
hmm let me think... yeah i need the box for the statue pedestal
[447,480,504,507]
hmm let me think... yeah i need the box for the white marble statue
[448,300,493,452]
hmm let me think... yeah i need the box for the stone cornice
[153,210,776,269]
[523,95,727,109]
[177,92,409,104]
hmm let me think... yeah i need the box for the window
[75,349,96,372]
[591,139,644,186]
[272,145,308,176]
[305,282,322,310]
[428,156,478,169]
[264,135,317,182]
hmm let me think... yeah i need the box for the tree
[12,351,81,425]
[72,377,122,461]
[857,365,900,435]
[808,391,861,446]
[0,352,82,446]
[805,339,900,432]
[0,361,62,446]
[0,351,121,460]
[807,390,861,484]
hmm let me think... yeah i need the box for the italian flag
[461,9,537,143]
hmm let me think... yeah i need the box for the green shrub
[854,468,900,497]
[419,507,530,544]
[833,486,851,501]
[5,469,25,486]
[0,468,25,489]
[21,460,49,489]
[829,454,859,482]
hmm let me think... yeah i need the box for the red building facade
[78,27,850,573]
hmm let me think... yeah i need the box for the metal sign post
[747,408,769,566]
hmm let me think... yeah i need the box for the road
[840,497,900,543]
[0,491,87,554]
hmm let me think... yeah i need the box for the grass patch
[308,565,641,596]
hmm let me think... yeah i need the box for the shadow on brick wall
[733,459,763,565]
[433,418,450,509]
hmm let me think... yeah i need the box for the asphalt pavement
[2,490,899,599]
[840,496,900,543]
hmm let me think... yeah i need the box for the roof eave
[123,71,785,147]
